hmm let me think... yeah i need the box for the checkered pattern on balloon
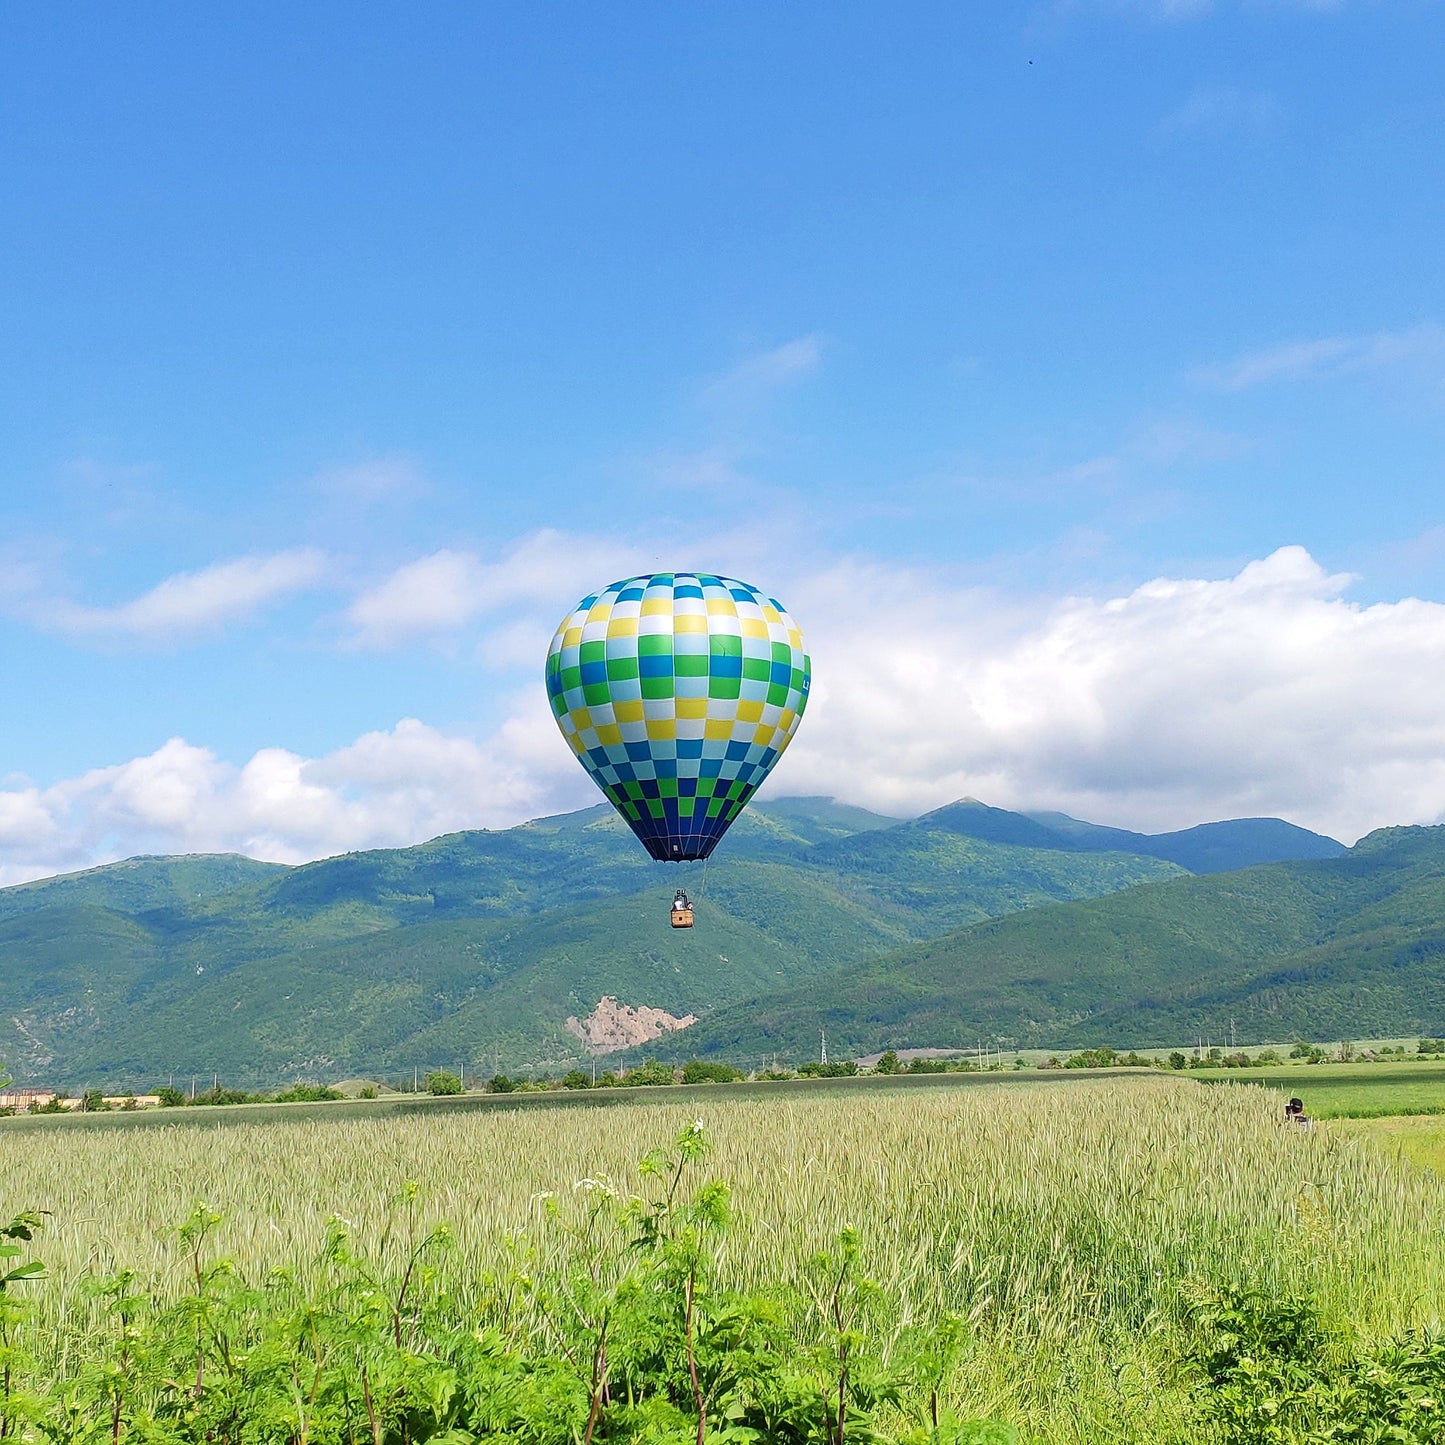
[545,573,811,860]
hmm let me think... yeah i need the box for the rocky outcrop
[565,996,697,1055]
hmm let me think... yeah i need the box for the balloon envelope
[545,572,811,860]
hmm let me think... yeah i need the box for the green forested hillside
[667,825,1445,1062]
[0,798,1349,1086]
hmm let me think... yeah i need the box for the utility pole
[820,1029,828,1066]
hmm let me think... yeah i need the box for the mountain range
[7,794,1428,1089]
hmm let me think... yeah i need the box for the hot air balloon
[545,572,811,924]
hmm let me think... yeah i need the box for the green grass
[1336,1115,1445,1174]
[4,1076,1444,1442]
[1199,1060,1445,1117]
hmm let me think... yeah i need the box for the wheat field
[4,1076,1443,1440]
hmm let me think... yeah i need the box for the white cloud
[1193,324,1445,391]
[700,335,823,411]
[311,456,426,504]
[776,545,1445,842]
[1052,0,1343,19]
[47,550,328,641]
[1157,85,1280,137]
[346,531,647,648]
[12,545,1445,881]
[0,711,586,885]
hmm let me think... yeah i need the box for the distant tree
[358,1085,378,1099]
[561,1069,592,1090]
[1418,1038,1445,1056]
[1167,1052,1188,1070]
[622,1060,677,1087]
[425,1070,464,1096]
[874,1050,901,1075]
[680,1060,742,1084]
[155,1085,186,1108]
[80,1089,107,1112]
[486,1073,517,1094]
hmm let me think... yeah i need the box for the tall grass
[3,1077,1443,1441]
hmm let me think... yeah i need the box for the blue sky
[3,1,1444,879]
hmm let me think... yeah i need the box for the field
[5,1074,1445,1442]
[1199,1059,1445,1117]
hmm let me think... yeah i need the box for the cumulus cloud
[48,550,328,641]
[776,545,1445,842]
[0,710,587,886]
[1193,324,1445,391]
[12,545,1445,881]
[346,530,647,648]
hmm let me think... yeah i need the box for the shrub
[425,1070,464,1096]
[272,1084,344,1103]
[155,1085,186,1108]
[487,1072,517,1093]
[561,1069,593,1090]
[874,1049,901,1075]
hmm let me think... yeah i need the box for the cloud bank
[6,546,1445,882]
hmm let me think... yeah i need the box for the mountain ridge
[0,797,1349,1086]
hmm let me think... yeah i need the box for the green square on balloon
[637,634,672,657]
[641,676,672,700]
[584,683,611,706]
[709,635,742,657]
[741,657,770,682]
[580,640,606,664]
[766,682,790,707]
[708,675,740,700]
[674,653,707,677]
[606,657,639,681]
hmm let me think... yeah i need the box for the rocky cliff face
[565,996,697,1054]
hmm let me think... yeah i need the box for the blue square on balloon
[625,741,652,762]
[725,741,750,762]
[580,661,607,685]
[639,654,672,679]
[677,739,703,760]
[770,661,791,685]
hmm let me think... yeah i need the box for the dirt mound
[565,995,697,1054]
